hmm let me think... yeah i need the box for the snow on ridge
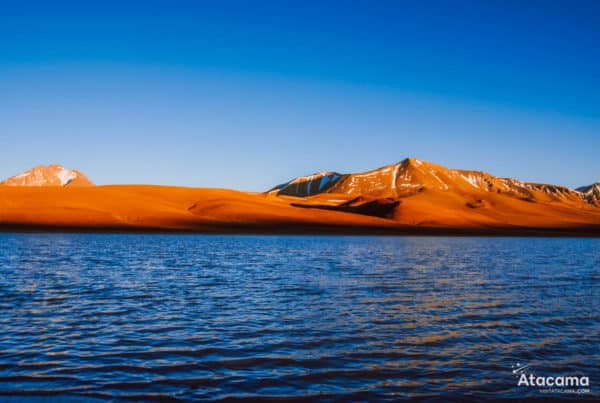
[1,164,85,186]
[392,164,401,191]
[31,170,46,186]
[56,167,78,186]
[429,169,449,190]
[13,172,30,180]
[289,171,335,184]
[460,173,480,189]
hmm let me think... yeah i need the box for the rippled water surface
[0,234,598,401]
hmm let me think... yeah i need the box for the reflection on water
[0,234,598,400]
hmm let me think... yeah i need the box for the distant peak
[576,182,600,205]
[0,164,94,187]
[401,157,424,166]
[576,182,600,193]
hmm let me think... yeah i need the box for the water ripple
[0,234,598,400]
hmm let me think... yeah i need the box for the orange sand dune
[1,184,599,236]
[0,186,403,234]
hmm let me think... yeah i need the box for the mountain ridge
[270,157,598,206]
[0,164,94,187]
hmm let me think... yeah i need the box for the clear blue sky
[1,0,598,190]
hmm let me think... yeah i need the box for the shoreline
[2,223,600,237]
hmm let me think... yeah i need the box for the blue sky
[1,0,599,190]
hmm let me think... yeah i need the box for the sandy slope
[0,186,403,233]
[1,184,599,235]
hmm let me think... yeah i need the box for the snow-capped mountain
[576,183,600,206]
[0,164,94,187]
[270,157,597,207]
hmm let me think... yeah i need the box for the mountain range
[1,160,599,235]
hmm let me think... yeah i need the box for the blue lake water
[0,234,598,401]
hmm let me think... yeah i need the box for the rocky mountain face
[0,164,94,187]
[269,158,598,217]
[577,183,600,206]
